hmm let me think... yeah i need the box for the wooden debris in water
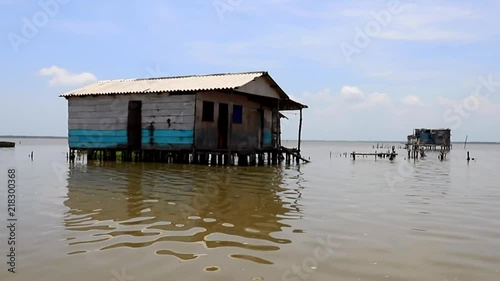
[0,141,15,148]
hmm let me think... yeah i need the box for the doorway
[127,100,142,149]
[218,103,228,149]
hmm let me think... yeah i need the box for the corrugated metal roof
[60,71,268,97]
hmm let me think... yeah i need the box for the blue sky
[1,0,499,141]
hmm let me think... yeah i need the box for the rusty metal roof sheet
[60,71,268,97]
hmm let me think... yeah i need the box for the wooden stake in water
[464,135,468,149]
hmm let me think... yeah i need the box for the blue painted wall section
[69,129,127,148]
[141,129,194,145]
[263,130,272,146]
[69,129,194,148]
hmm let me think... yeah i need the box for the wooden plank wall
[67,93,195,149]
[194,91,274,150]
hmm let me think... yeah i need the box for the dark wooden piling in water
[70,145,311,167]
[0,141,15,148]
[297,108,303,156]
[351,151,397,160]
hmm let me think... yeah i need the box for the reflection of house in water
[63,162,303,262]
[406,128,452,150]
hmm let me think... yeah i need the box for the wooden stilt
[249,154,256,166]
[259,153,265,166]
[238,153,248,166]
[297,109,303,154]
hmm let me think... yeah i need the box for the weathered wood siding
[194,91,274,150]
[67,93,195,149]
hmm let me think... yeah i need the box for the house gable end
[235,77,282,100]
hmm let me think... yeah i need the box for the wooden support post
[198,154,206,165]
[228,90,234,164]
[238,154,247,166]
[297,108,303,154]
[258,153,264,166]
[249,154,257,166]
[190,150,197,164]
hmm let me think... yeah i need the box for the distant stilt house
[60,71,308,165]
[406,128,452,150]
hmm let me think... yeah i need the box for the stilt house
[60,71,307,164]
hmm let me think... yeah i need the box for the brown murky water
[0,138,499,281]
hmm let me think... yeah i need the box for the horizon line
[0,135,498,144]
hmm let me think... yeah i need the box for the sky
[1,0,499,142]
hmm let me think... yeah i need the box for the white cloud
[357,92,391,108]
[368,92,391,104]
[377,3,484,41]
[39,66,97,87]
[303,88,335,103]
[340,85,365,102]
[402,95,424,106]
[338,86,392,109]
[435,97,454,107]
[436,96,500,117]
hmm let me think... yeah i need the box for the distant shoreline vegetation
[0,136,498,144]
